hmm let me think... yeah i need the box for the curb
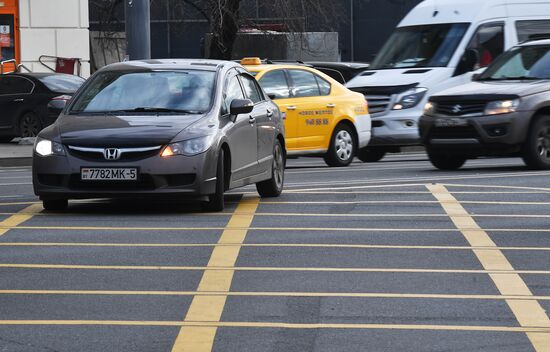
[0,157,32,167]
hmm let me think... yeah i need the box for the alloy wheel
[273,143,284,190]
[335,130,353,161]
[536,126,550,161]
[20,114,41,138]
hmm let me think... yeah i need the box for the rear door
[0,76,34,132]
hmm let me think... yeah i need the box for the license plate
[81,168,138,181]
[434,118,468,127]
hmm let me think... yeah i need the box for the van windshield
[370,23,470,70]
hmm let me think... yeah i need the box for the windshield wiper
[483,76,542,81]
[111,107,203,114]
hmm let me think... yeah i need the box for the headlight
[484,100,519,116]
[34,138,65,157]
[423,101,436,116]
[161,135,215,157]
[393,88,428,110]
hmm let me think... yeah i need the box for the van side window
[516,20,550,42]
[468,23,505,68]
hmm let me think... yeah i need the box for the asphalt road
[0,153,549,351]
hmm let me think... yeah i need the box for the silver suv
[32,59,285,211]
[420,39,550,170]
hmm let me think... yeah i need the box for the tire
[357,147,386,162]
[204,149,225,212]
[427,149,467,170]
[522,115,550,170]
[19,112,42,138]
[324,124,356,167]
[256,140,285,197]
[42,199,68,211]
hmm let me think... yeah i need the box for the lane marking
[1,242,550,252]
[428,184,550,351]
[0,183,32,186]
[260,200,550,205]
[0,320,546,333]
[2,290,550,301]
[0,204,42,237]
[171,197,259,352]
[442,183,550,193]
[0,201,40,207]
[1,263,549,274]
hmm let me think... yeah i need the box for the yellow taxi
[241,58,371,167]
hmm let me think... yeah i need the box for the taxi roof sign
[240,57,262,65]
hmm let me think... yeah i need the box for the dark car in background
[0,73,85,141]
[420,39,550,170]
[306,62,370,84]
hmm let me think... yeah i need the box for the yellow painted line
[428,184,550,351]
[260,200,550,205]
[2,242,550,252]
[171,197,259,352]
[0,201,40,207]
[1,263,550,274]
[0,320,546,333]
[2,289,550,301]
[0,204,42,237]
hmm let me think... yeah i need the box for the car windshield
[369,23,470,70]
[479,45,550,81]
[69,70,216,114]
[38,74,85,93]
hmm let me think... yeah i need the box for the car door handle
[326,103,336,108]
[287,106,297,111]
[266,108,273,117]
[13,99,24,102]
[249,116,256,124]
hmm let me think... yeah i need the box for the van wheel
[256,140,285,197]
[324,124,356,167]
[522,115,550,170]
[43,199,68,212]
[428,150,467,170]
[19,112,42,138]
[204,149,225,212]
[357,147,386,162]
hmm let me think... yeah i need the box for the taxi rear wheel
[324,124,356,167]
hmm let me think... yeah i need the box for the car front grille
[67,145,162,162]
[365,95,392,114]
[435,101,486,116]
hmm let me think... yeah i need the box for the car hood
[433,80,550,100]
[58,114,204,147]
[346,67,453,89]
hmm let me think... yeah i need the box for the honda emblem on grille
[103,148,121,160]
[452,105,462,114]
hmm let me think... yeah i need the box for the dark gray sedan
[32,59,286,211]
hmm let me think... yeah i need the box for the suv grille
[435,101,486,116]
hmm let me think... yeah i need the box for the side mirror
[230,99,254,116]
[455,49,479,76]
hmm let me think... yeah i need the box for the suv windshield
[70,70,216,114]
[370,23,470,70]
[479,45,550,81]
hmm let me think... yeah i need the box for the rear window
[38,75,85,93]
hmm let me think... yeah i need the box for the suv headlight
[161,135,215,157]
[393,88,428,110]
[423,101,437,116]
[484,100,519,116]
[34,138,65,157]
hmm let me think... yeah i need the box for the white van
[347,0,550,162]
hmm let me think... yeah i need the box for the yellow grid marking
[427,184,550,351]
[0,320,546,333]
[171,197,259,352]
[0,204,42,236]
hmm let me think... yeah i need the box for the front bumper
[369,110,421,147]
[419,111,531,155]
[32,147,218,200]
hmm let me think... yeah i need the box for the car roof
[102,59,240,72]
[3,72,77,79]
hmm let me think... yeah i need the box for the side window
[315,76,331,96]
[258,70,291,99]
[223,74,245,115]
[516,20,550,42]
[0,76,33,95]
[288,70,321,98]
[239,74,263,104]
[467,23,505,68]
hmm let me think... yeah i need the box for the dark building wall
[89,0,421,62]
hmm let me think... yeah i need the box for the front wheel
[203,149,225,212]
[428,149,467,170]
[256,140,285,197]
[324,124,356,167]
[357,147,386,162]
[43,199,68,212]
[522,115,550,170]
[19,112,42,138]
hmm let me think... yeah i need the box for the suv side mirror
[455,49,479,76]
[230,99,254,116]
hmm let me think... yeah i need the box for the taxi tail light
[364,99,369,113]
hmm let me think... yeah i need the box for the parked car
[0,72,85,141]
[306,62,370,84]
[420,39,550,170]
[32,59,285,211]
[346,0,550,162]
[242,57,371,167]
